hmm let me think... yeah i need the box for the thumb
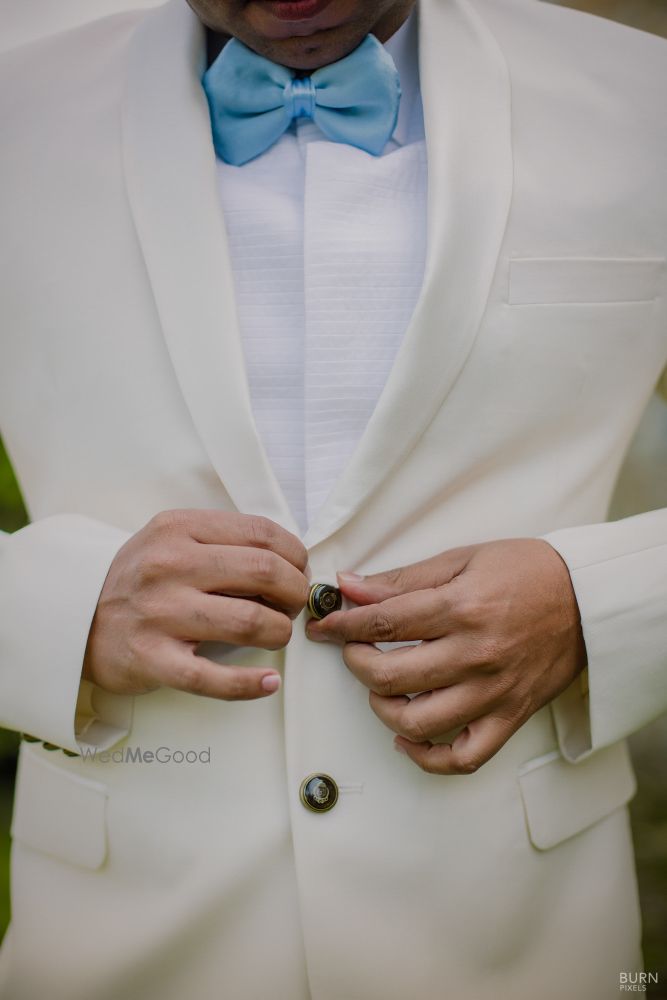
[337,546,474,604]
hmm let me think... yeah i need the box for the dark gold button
[300,773,339,813]
[308,583,342,620]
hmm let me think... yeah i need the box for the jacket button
[300,774,339,813]
[308,583,342,620]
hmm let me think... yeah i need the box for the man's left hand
[306,539,587,775]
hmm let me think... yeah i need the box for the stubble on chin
[189,0,413,71]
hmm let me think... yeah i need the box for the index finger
[165,510,309,572]
[306,588,450,645]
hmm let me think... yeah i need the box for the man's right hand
[82,509,309,701]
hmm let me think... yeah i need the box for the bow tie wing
[311,35,402,156]
[203,39,292,166]
[203,33,402,164]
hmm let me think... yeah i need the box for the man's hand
[83,509,309,702]
[306,539,587,774]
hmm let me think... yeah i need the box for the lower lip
[256,0,335,21]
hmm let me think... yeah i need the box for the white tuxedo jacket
[0,1,666,997]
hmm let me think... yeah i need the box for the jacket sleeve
[542,506,667,762]
[0,514,134,754]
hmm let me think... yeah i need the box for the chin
[266,35,361,69]
[238,0,367,69]
[249,20,370,69]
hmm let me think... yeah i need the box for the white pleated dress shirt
[215,12,427,535]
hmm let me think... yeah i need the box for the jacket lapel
[303,0,514,548]
[121,0,513,548]
[121,0,299,533]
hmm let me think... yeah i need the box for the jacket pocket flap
[518,741,636,851]
[508,257,665,305]
[11,744,108,870]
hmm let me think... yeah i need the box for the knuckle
[173,547,199,580]
[231,601,262,641]
[371,611,398,644]
[178,659,205,694]
[295,577,311,610]
[370,662,395,697]
[447,707,469,731]
[134,584,169,631]
[343,644,362,670]
[402,716,428,743]
[452,591,483,628]
[138,548,181,586]
[266,617,293,650]
[293,543,309,573]
[417,754,440,775]
[455,750,483,775]
[246,515,277,550]
[252,550,278,584]
[148,509,189,536]
[471,635,504,671]
[146,510,171,535]
[135,559,156,588]
[191,605,216,634]
[210,549,229,582]
[421,658,445,691]
[383,567,408,590]
[133,590,166,626]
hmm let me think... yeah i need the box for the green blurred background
[0,437,25,943]
[0,0,666,993]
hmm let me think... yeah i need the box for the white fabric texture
[2,0,667,995]
[215,13,427,534]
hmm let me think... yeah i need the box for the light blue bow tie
[203,34,401,166]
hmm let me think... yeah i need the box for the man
[0,0,665,997]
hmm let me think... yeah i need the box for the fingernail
[338,571,364,583]
[394,740,408,755]
[306,626,325,643]
[261,674,281,694]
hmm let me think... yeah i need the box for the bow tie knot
[287,77,318,121]
[203,35,401,166]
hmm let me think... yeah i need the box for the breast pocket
[496,256,667,411]
[508,257,664,306]
[10,742,108,870]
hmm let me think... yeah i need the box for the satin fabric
[203,34,401,165]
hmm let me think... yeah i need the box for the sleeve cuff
[0,513,134,753]
[74,679,134,753]
[542,509,667,761]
